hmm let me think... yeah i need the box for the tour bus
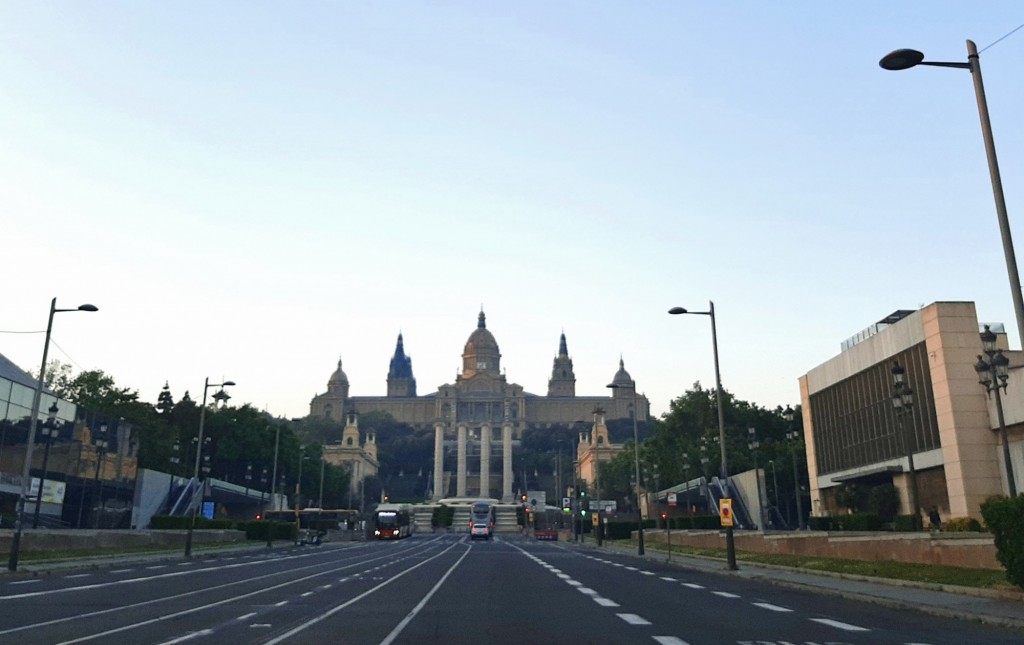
[469,500,495,540]
[373,503,415,539]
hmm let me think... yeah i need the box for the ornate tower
[386,333,417,397]
[461,309,501,379]
[547,332,576,397]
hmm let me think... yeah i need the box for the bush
[149,515,237,530]
[836,512,884,531]
[943,517,984,532]
[808,516,833,531]
[893,514,920,532]
[980,496,1024,588]
[866,484,900,523]
[431,504,454,529]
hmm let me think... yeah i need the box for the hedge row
[149,515,295,541]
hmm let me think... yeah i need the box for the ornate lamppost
[975,324,1017,497]
[891,361,921,530]
[782,406,806,530]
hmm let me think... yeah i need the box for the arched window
[346,437,354,446]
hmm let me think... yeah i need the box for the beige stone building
[321,410,378,499]
[310,310,649,502]
[576,407,624,503]
[799,301,1023,523]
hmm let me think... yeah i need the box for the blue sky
[3,3,1022,421]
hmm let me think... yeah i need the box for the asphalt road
[1,534,1021,644]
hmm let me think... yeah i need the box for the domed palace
[310,310,649,502]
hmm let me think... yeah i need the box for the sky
[3,3,1023,423]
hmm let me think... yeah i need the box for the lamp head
[879,48,924,71]
[782,405,794,423]
[668,307,688,315]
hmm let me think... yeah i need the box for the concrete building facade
[799,302,1023,523]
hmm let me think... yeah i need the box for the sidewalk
[578,541,1024,631]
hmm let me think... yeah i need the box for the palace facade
[309,311,649,502]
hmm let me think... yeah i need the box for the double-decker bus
[469,500,495,540]
[373,503,414,539]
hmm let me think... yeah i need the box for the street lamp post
[880,41,1024,351]
[975,324,1018,497]
[318,451,326,508]
[891,361,921,530]
[606,383,645,556]
[748,427,765,530]
[669,302,737,570]
[782,406,806,530]
[8,298,97,572]
[31,402,60,529]
[184,378,235,558]
[767,459,780,521]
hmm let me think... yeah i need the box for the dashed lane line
[751,602,792,613]
[711,591,740,598]
[652,638,689,645]
[617,613,652,626]
[810,618,870,632]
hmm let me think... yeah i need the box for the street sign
[668,493,677,507]
[562,497,571,508]
[719,498,733,527]
[591,512,599,527]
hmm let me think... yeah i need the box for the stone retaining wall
[644,530,1001,570]
[0,529,246,554]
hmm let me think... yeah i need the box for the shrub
[808,516,834,531]
[943,517,984,533]
[149,515,237,530]
[893,514,920,532]
[237,520,296,541]
[980,496,1024,589]
[835,512,884,531]
[431,504,454,528]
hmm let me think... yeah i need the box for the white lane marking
[681,583,704,589]
[811,618,870,632]
[617,613,652,626]
[640,571,656,576]
[577,588,599,595]
[40,544,433,644]
[752,602,792,612]
[274,601,288,607]
[652,638,689,645]
[9,580,40,585]
[659,577,677,582]
[250,624,272,628]
[594,597,620,607]
[266,542,467,645]
[301,592,314,597]
[145,566,167,570]
[566,580,582,587]
[319,584,332,590]
[155,629,214,644]
[624,566,638,571]
[66,574,91,579]
[236,612,257,621]
[556,573,571,579]
[374,545,472,645]
[109,569,132,573]
[712,591,740,598]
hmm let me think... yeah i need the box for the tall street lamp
[31,402,60,528]
[880,42,1024,351]
[8,297,97,572]
[747,427,765,530]
[782,406,806,530]
[669,302,737,570]
[184,378,235,558]
[606,382,645,556]
[891,361,921,530]
[975,324,1018,497]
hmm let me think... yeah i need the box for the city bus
[469,500,495,540]
[262,508,358,533]
[373,503,414,539]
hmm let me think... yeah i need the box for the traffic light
[661,513,667,521]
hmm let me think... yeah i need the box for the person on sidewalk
[928,506,941,531]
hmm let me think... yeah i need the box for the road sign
[719,498,733,527]
[591,512,599,527]
[668,493,677,507]
[562,497,571,508]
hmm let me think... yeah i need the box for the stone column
[432,422,444,501]
[501,422,513,502]
[479,424,491,498]
[457,424,468,498]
